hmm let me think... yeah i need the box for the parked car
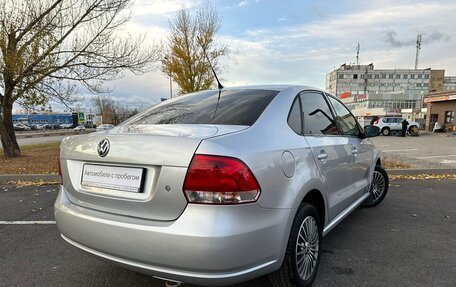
[73,125,86,132]
[96,124,115,132]
[60,123,74,129]
[34,124,45,130]
[55,86,388,287]
[373,117,420,136]
[43,124,61,130]
[84,122,97,128]
[13,123,31,131]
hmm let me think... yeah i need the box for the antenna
[415,34,422,70]
[196,36,223,90]
[356,43,360,66]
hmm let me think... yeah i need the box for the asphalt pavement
[371,132,456,168]
[1,180,455,287]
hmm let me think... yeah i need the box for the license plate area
[81,164,145,193]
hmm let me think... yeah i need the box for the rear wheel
[269,204,321,287]
[408,125,419,136]
[363,165,389,207]
[381,127,390,136]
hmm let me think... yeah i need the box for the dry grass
[390,174,456,180]
[0,142,60,174]
[382,159,411,169]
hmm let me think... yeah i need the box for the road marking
[417,155,456,159]
[0,221,56,225]
[382,149,418,152]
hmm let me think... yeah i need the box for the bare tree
[0,0,161,157]
[91,95,139,125]
[162,5,227,95]
[91,95,115,124]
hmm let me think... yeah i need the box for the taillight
[183,155,261,204]
[375,117,380,124]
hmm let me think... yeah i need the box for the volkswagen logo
[97,139,110,157]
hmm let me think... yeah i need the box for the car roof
[201,84,322,94]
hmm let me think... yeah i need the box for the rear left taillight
[183,155,261,205]
[375,117,380,124]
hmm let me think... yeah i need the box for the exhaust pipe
[153,276,182,287]
[165,281,181,287]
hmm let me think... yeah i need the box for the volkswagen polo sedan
[55,85,388,287]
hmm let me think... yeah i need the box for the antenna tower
[356,43,360,65]
[415,34,422,70]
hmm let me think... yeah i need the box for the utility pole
[415,34,422,70]
[356,43,360,66]
[169,74,173,98]
[164,56,173,98]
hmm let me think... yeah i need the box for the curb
[0,174,59,182]
[385,168,456,175]
[16,130,95,139]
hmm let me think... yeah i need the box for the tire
[363,165,389,207]
[408,125,419,136]
[381,127,390,136]
[270,204,322,287]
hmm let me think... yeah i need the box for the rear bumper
[54,186,295,286]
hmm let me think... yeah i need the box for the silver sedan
[55,85,388,287]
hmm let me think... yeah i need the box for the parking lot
[371,133,456,169]
[1,179,455,286]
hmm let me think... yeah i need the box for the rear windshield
[125,89,278,126]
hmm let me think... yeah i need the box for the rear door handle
[317,153,328,160]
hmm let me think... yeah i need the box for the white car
[61,123,74,129]
[374,117,420,136]
[73,125,86,132]
[96,124,115,132]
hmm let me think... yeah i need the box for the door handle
[317,152,328,160]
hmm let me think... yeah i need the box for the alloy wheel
[296,216,319,281]
[372,170,386,200]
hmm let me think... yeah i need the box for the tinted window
[300,92,338,135]
[288,97,302,134]
[126,89,278,126]
[327,96,361,136]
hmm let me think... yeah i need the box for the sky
[43,0,456,112]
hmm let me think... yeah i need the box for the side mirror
[364,125,380,138]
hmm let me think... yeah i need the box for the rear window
[125,89,278,126]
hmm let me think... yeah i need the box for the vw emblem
[97,139,110,157]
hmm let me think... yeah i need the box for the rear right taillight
[183,155,261,205]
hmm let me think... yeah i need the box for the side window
[300,92,338,135]
[288,97,302,134]
[327,96,361,137]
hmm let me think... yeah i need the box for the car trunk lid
[60,124,248,221]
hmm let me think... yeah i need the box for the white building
[325,63,450,125]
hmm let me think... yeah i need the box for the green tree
[0,0,161,157]
[162,5,227,95]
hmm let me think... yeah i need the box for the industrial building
[12,112,92,126]
[325,63,456,127]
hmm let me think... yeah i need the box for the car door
[326,95,373,201]
[300,91,354,222]
[393,118,402,131]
